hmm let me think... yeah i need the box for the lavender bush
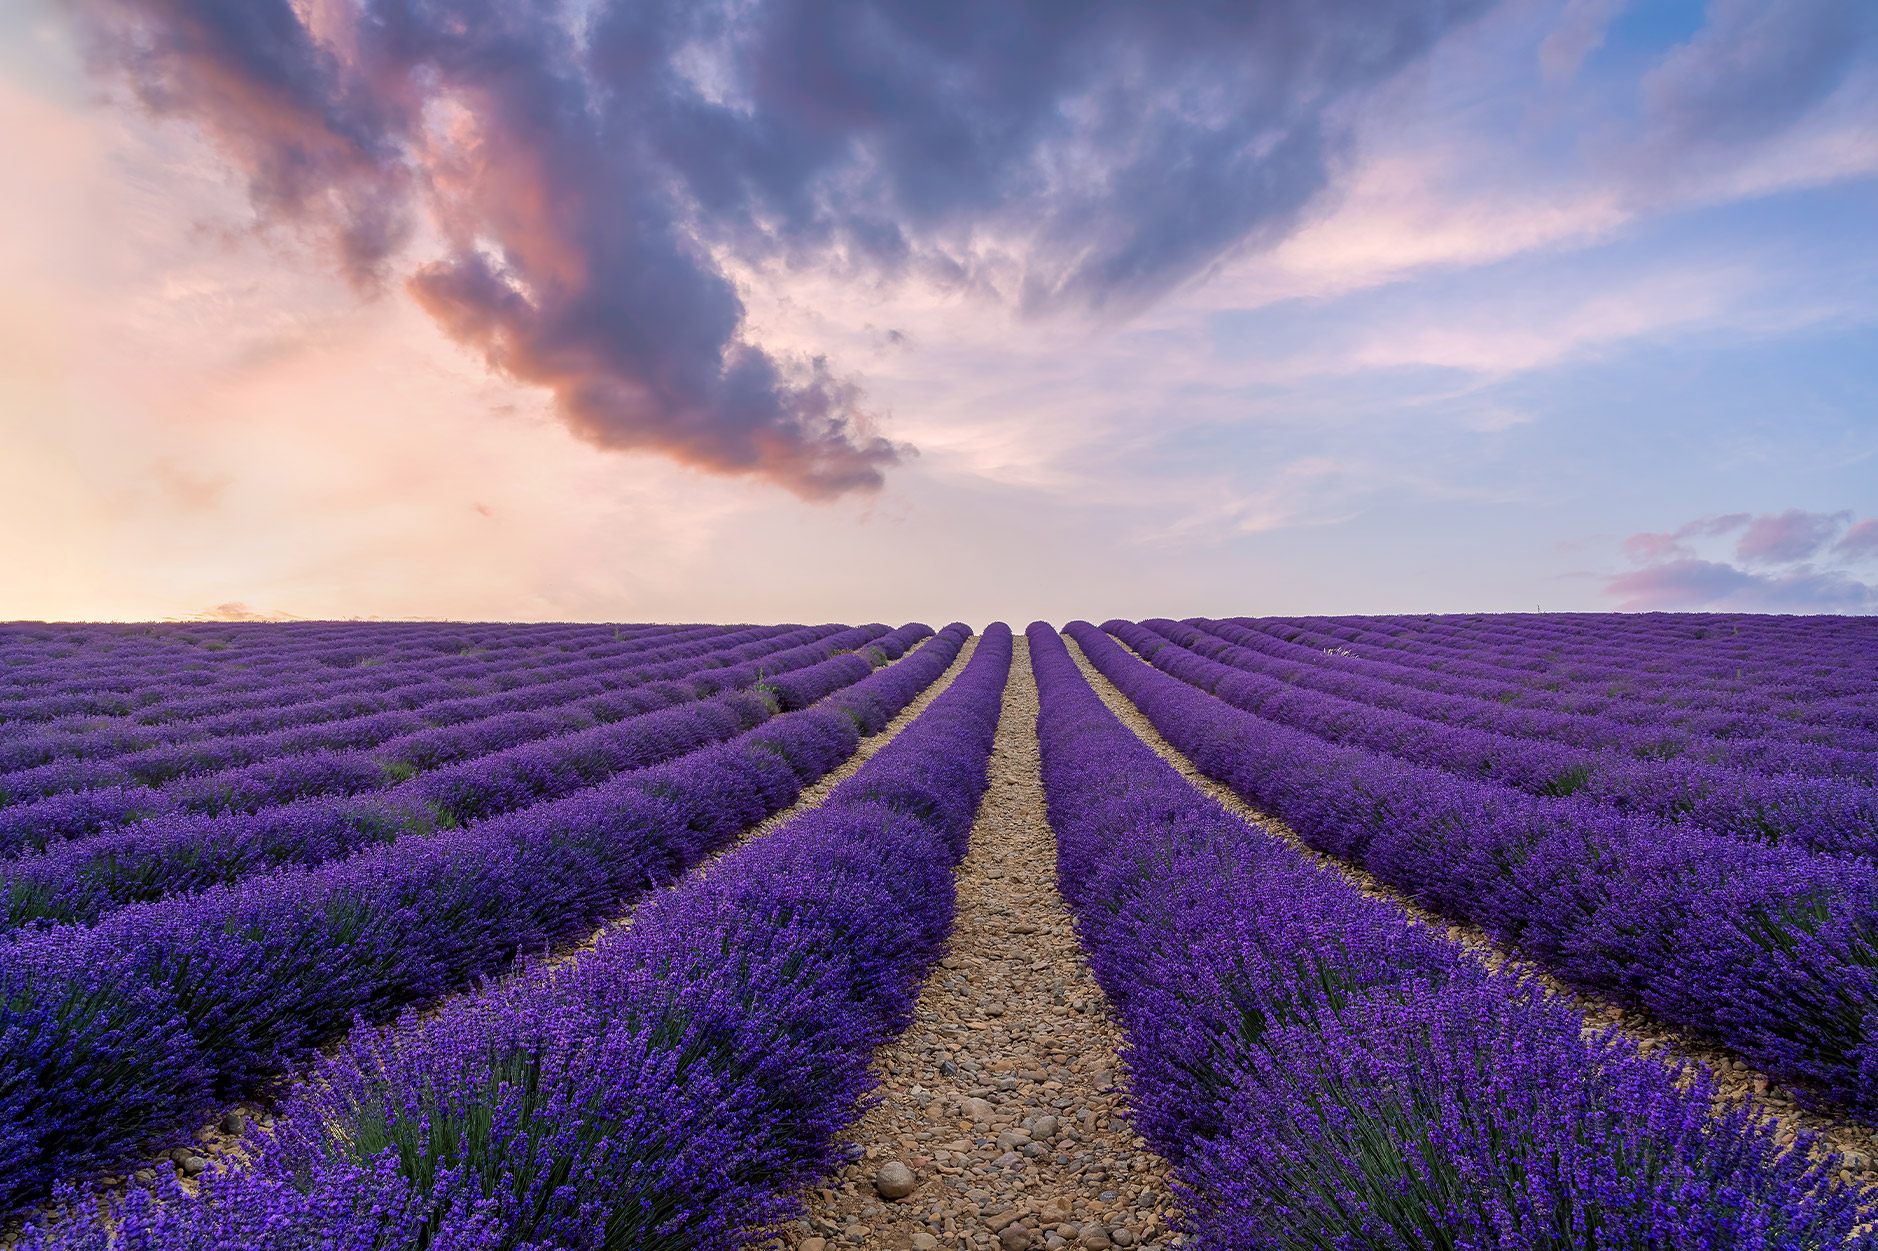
[0,625,968,1212]
[1203,616,1878,759]
[0,624,718,784]
[0,625,905,843]
[1030,623,1868,1250]
[0,623,705,731]
[1113,619,1878,856]
[25,625,1012,1249]
[1067,621,1878,1120]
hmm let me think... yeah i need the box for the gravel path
[1068,633,1878,1189]
[780,637,1179,1251]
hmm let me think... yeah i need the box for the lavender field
[3,614,1876,1250]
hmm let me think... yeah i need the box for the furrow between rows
[783,635,1175,1251]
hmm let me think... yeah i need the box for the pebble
[874,1161,917,1199]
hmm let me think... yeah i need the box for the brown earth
[774,636,1179,1251]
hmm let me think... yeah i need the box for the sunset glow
[2,0,1874,621]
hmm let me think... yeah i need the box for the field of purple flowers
[2,613,1875,1249]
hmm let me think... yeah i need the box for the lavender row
[1189,618,1878,782]
[0,625,933,927]
[1225,616,1878,747]
[1309,612,1878,686]
[0,621,646,685]
[1271,614,1878,732]
[0,623,754,773]
[1212,615,1878,755]
[0,625,682,766]
[1372,612,1878,703]
[0,622,687,725]
[1288,613,1878,700]
[0,625,888,862]
[1117,620,1878,856]
[25,625,1007,1250]
[0,621,667,700]
[1069,621,1878,1120]
[0,624,913,854]
[371,621,921,773]
[1240,613,1867,709]
[0,623,973,1213]
[0,621,704,731]
[1030,624,1866,1249]
[0,625,775,794]
[0,623,843,806]
[0,622,631,702]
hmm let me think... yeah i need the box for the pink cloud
[1834,518,1878,562]
[1606,508,1877,611]
[1734,507,1850,563]
[1620,531,1689,563]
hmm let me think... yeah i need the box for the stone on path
[875,1161,917,1199]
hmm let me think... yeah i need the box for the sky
[1,0,1874,625]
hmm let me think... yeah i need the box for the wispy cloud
[1609,0,1878,205]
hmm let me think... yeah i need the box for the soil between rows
[777,637,1178,1251]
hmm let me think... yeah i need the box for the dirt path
[1067,633,1878,1188]
[781,636,1180,1251]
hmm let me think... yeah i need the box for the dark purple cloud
[1607,508,1877,611]
[68,0,1492,496]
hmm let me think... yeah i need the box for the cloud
[1835,518,1878,562]
[1606,559,1873,612]
[1616,0,1878,198]
[1734,506,1849,563]
[1640,0,1873,151]
[178,601,301,621]
[1607,508,1876,610]
[66,0,1494,497]
[1539,0,1627,83]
